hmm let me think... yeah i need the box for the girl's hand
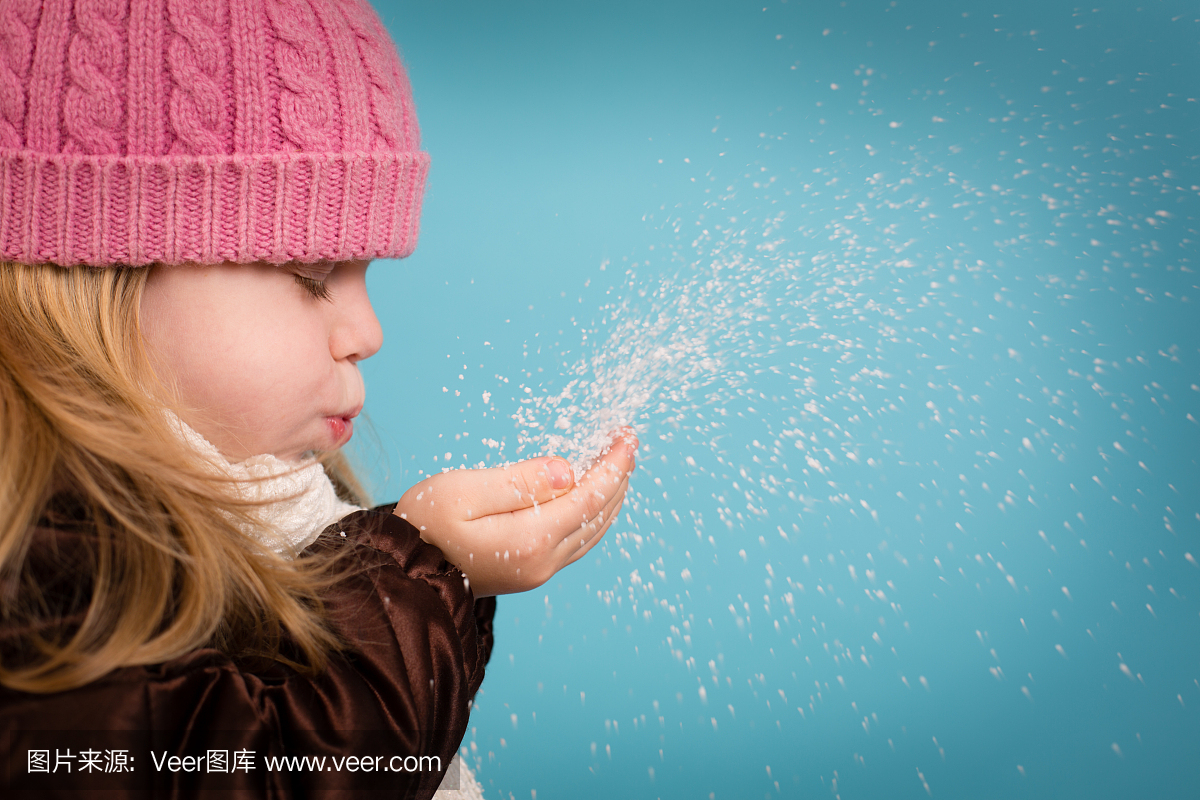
[394,429,637,598]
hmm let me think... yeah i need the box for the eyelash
[294,275,332,301]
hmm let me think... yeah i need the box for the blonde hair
[0,261,365,693]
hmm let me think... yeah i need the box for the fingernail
[547,458,573,489]
[608,426,635,442]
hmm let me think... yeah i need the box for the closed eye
[294,274,332,301]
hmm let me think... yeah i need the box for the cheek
[211,326,321,402]
[146,296,313,411]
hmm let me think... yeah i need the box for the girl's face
[140,260,382,461]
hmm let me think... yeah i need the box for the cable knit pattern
[0,0,427,266]
[0,0,41,149]
[263,0,337,153]
[309,0,368,152]
[166,0,228,155]
[63,0,127,155]
[338,0,406,152]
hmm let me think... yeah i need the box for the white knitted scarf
[169,415,361,557]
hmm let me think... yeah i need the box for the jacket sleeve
[332,503,494,713]
[0,505,495,800]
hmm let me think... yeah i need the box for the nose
[329,263,383,363]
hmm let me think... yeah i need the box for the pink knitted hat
[0,0,427,267]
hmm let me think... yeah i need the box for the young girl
[0,1,635,797]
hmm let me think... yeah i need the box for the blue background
[353,1,1199,797]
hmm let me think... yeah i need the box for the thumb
[442,456,575,520]
[513,456,576,503]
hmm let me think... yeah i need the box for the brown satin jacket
[0,502,496,799]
